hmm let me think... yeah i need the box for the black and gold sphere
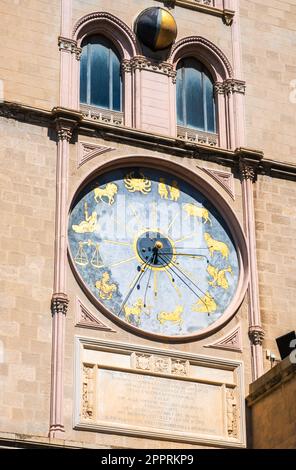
[135,7,177,51]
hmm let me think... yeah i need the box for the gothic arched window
[80,35,122,111]
[176,57,216,133]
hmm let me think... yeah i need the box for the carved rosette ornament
[131,353,189,376]
[51,293,69,316]
[248,326,265,346]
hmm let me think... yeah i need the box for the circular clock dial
[68,167,240,337]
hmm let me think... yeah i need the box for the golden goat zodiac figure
[124,172,151,194]
[207,265,233,289]
[94,182,118,205]
[183,203,212,225]
[204,233,229,260]
[95,272,117,300]
[192,292,217,314]
[158,305,183,328]
[72,202,98,233]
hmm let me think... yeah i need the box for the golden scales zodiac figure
[74,239,103,268]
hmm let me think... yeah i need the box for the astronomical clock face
[68,167,240,338]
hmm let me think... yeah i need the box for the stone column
[239,155,264,380]
[49,118,74,438]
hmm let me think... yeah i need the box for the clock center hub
[136,231,174,267]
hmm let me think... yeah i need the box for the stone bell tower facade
[0,0,296,449]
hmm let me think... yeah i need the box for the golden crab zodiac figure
[124,172,151,194]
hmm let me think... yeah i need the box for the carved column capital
[214,82,225,95]
[121,59,132,73]
[129,56,177,82]
[51,293,69,316]
[58,36,81,60]
[248,326,265,346]
[56,120,75,141]
[239,158,259,182]
[224,79,246,95]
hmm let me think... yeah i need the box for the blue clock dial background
[68,167,239,337]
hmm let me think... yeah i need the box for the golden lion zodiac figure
[158,305,183,328]
[183,203,212,225]
[95,272,117,300]
[124,298,144,325]
[204,233,229,259]
[207,265,233,289]
[124,172,151,194]
[94,182,118,205]
[192,292,217,314]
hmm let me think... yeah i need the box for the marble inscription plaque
[96,368,224,437]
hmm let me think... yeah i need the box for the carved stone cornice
[58,36,82,60]
[248,326,265,346]
[51,293,69,316]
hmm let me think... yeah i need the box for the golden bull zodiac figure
[183,203,212,225]
[95,272,117,300]
[158,305,183,329]
[158,179,180,201]
[124,172,151,194]
[72,202,98,233]
[192,292,217,314]
[207,265,233,289]
[204,233,229,260]
[94,182,118,205]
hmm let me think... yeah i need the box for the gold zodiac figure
[169,180,180,201]
[158,178,169,199]
[94,182,118,205]
[207,265,233,289]
[124,298,144,325]
[72,202,98,233]
[183,203,212,225]
[204,233,229,260]
[158,305,183,328]
[95,272,117,300]
[192,292,217,314]
[124,172,151,194]
[74,239,103,267]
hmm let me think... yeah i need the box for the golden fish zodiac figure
[183,203,212,225]
[192,292,217,314]
[124,298,144,325]
[204,233,229,260]
[158,305,183,328]
[72,202,98,233]
[207,265,233,289]
[95,272,117,300]
[124,172,151,194]
[94,182,118,205]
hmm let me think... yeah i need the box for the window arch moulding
[169,36,246,150]
[69,12,138,127]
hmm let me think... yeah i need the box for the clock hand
[118,255,152,316]
[158,254,209,312]
[162,252,209,262]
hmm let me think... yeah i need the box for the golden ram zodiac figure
[192,292,217,314]
[124,172,151,194]
[124,298,144,325]
[204,233,229,260]
[158,305,183,328]
[207,265,233,289]
[183,203,212,225]
[94,182,118,205]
